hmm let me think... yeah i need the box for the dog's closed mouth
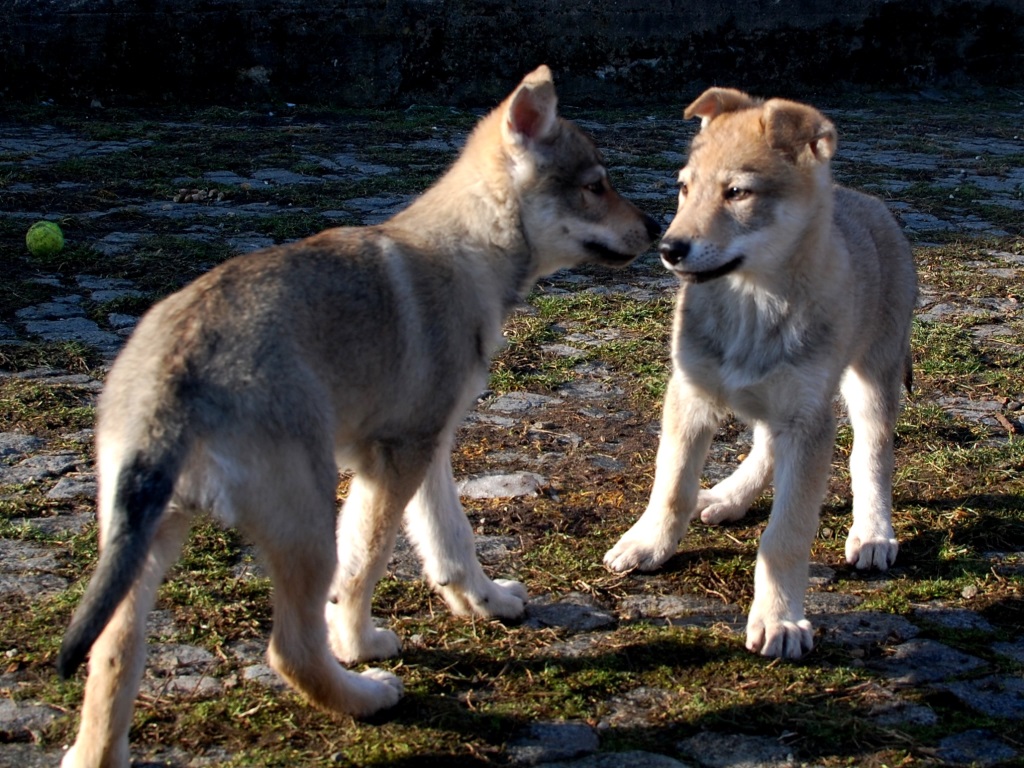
[584,240,638,265]
[677,255,745,283]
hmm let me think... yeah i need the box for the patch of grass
[67,235,238,294]
[593,338,671,405]
[155,521,273,648]
[23,243,110,276]
[2,591,80,675]
[0,377,96,436]
[975,202,1024,229]
[489,311,575,394]
[254,212,338,244]
[896,181,1023,232]
[489,292,673,400]
[0,276,55,320]
[0,340,106,374]
[913,322,987,378]
[89,292,155,326]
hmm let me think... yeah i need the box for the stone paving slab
[937,675,1024,721]
[507,721,600,765]
[0,698,61,743]
[817,611,920,649]
[545,753,693,768]
[677,732,806,768]
[868,638,987,687]
[0,433,45,458]
[457,472,548,500]
[864,683,939,728]
[935,729,1020,767]
[0,453,81,486]
[524,592,618,634]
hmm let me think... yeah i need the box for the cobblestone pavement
[1,93,1023,767]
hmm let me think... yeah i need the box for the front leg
[404,443,527,619]
[605,374,719,572]
[746,412,835,659]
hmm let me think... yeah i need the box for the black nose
[659,239,691,266]
[643,214,662,242]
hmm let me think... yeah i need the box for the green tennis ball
[26,220,65,257]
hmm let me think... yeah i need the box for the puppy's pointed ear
[762,99,837,165]
[684,88,756,129]
[503,65,559,147]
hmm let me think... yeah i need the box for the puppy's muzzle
[660,239,691,267]
[659,238,744,283]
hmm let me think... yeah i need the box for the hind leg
[696,421,774,524]
[404,441,527,619]
[250,446,411,715]
[263,513,402,716]
[62,509,192,768]
[841,364,901,571]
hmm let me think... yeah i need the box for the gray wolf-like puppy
[57,66,659,768]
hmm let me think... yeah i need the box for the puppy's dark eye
[724,187,749,201]
[584,180,606,196]
[678,181,689,196]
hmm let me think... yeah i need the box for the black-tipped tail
[57,454,176,678]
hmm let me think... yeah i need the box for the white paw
[603,529,677,573]
[845,530,898,571]
[325,602,402,664]
[696,489,749,525]
[439,577,528,619]
[489,578,529,617]
[348,667,404,718]
[746,615,814,659]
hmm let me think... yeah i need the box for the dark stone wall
[2,0,1021,107]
